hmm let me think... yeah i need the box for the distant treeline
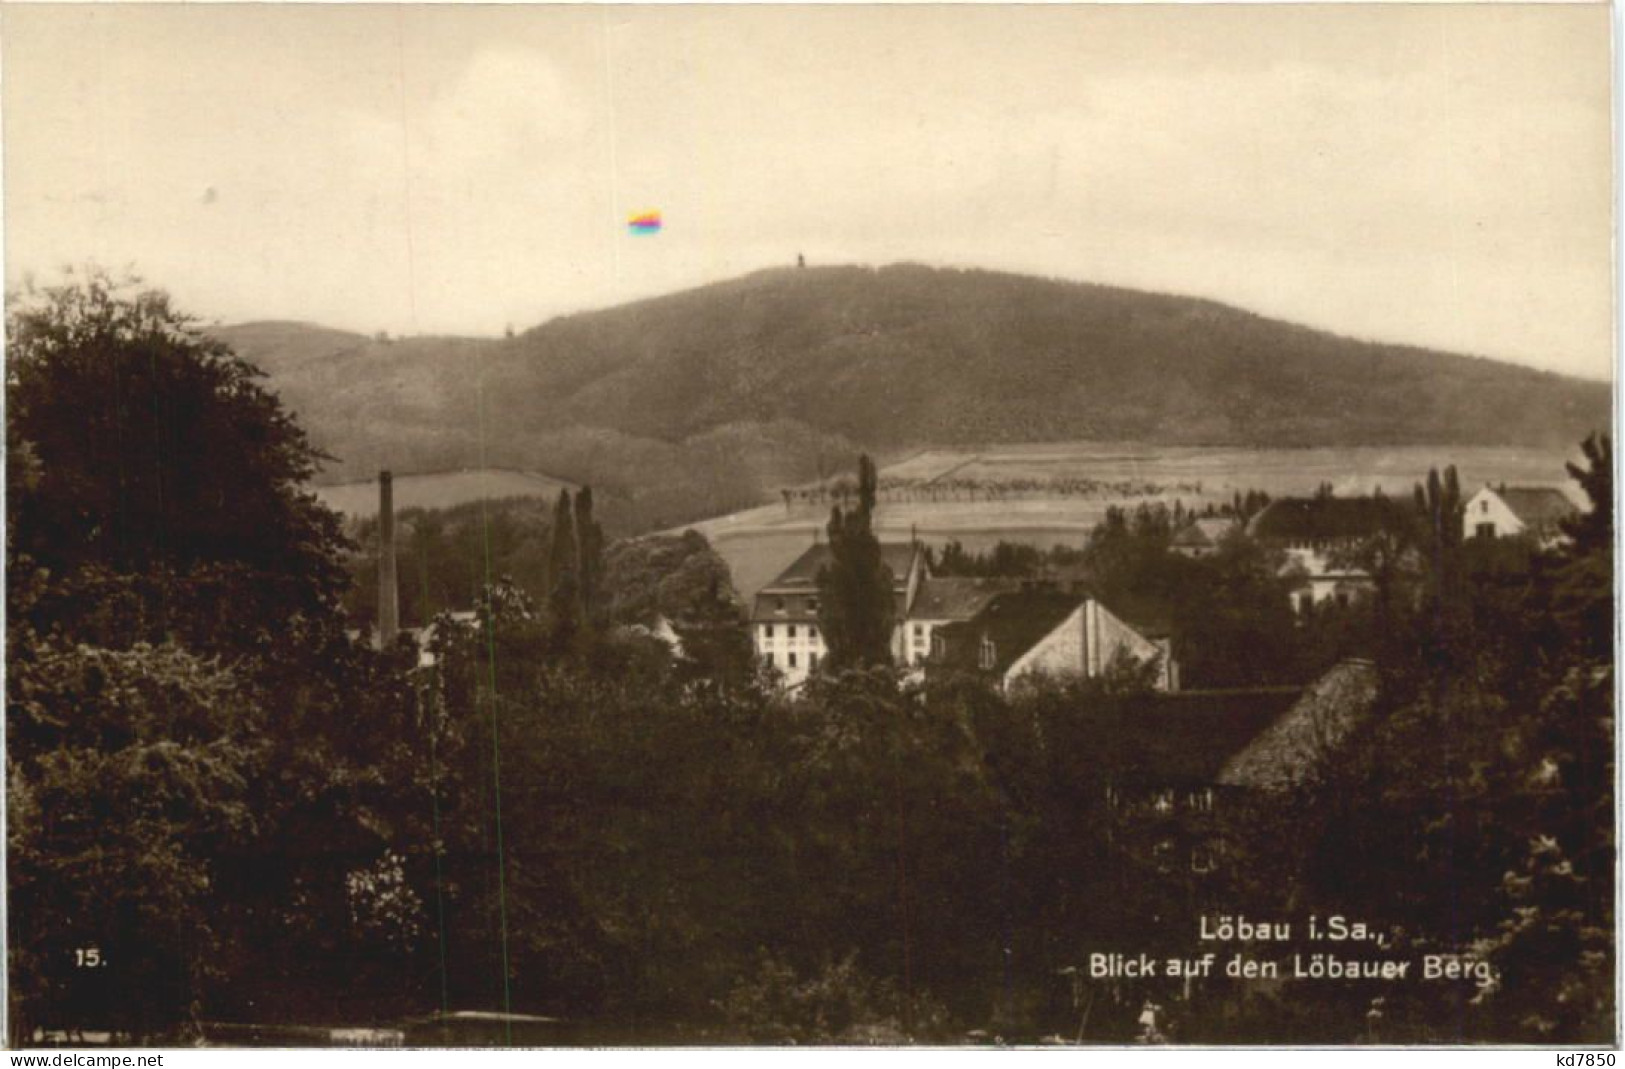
[780,474,1206,511]
[923,495,1274,580]
[343,491,744,636]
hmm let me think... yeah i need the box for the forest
[7,275,1614,1046]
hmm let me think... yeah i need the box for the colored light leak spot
[627,211,662,235]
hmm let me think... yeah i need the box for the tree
[8,643,261,1042]
[1553,434,1612,660]
[601,531,736,626]
[817,455,895,671]
[1411,465,1469,641]
[1414,465,1464,553]
[574,486,605,624]
[599,531,754,684]
[6,272,426,1039]
[1562,433,1612,554]
[7,269,348,639]
[547,490,581,635]
[1276,439,1616,1043]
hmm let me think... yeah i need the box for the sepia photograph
[1,1,1616,1050]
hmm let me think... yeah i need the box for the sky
[2,3,1614,380]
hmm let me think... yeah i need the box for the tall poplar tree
[816,455,896,671]
[574,485,605,624]
[548,489,580,632]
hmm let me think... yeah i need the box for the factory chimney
[377,470,399,650]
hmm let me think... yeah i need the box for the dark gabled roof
[1028,567,1175,637]
[933,589,1082,676]
[1219,660,1380,789]
[1246,496,1408,542]
[910,576,1021,620]
[1171,517,1238,548]
[1096,687,1303,787]
[752,541,920,623]
[759,541,919,590]
[1494,486,1580,528]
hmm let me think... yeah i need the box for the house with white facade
[1246,495,1409,613]
[1463,485,1579,545]
[750,541,928,687]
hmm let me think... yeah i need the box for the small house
[1462,485,1579,545]
[929,586,1179,692]
[1170,517,1239,559]
[1246,495,1410,612]
[903,575,1022,667]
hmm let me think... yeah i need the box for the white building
[1246,496,1407,613]
[1463,485,1579,545]
[750,541,928,687]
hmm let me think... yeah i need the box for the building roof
[1217,659,1380,789]
[751,540,921,623]
[1492,486,1580,528]
[933,588,1083,676]
[1094,687,1303,787]
[910,576,1021,620]
[1171,516,1238,549]
[758,541,920,591]
[1247,496,1408,543]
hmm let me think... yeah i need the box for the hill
[478,263,1607,447]
[214,263,1610,532]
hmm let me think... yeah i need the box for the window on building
[764,651,774,667]
[1477,522,1495,540]
[788,652,798,668]
[1481,500,1490,514]
[809,652,819,670]
[932,635,945,658]
[775,597,786,614]
[808,598,819,613]
[978,636,996,670]
[788,625,797,639]
[808,625,818,639]
[764,624,774,639]
[913,623,924,638]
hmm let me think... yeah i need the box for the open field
[313,468,577,518]
[689,442,1583,604]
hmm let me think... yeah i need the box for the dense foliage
[7,274,420,1041]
